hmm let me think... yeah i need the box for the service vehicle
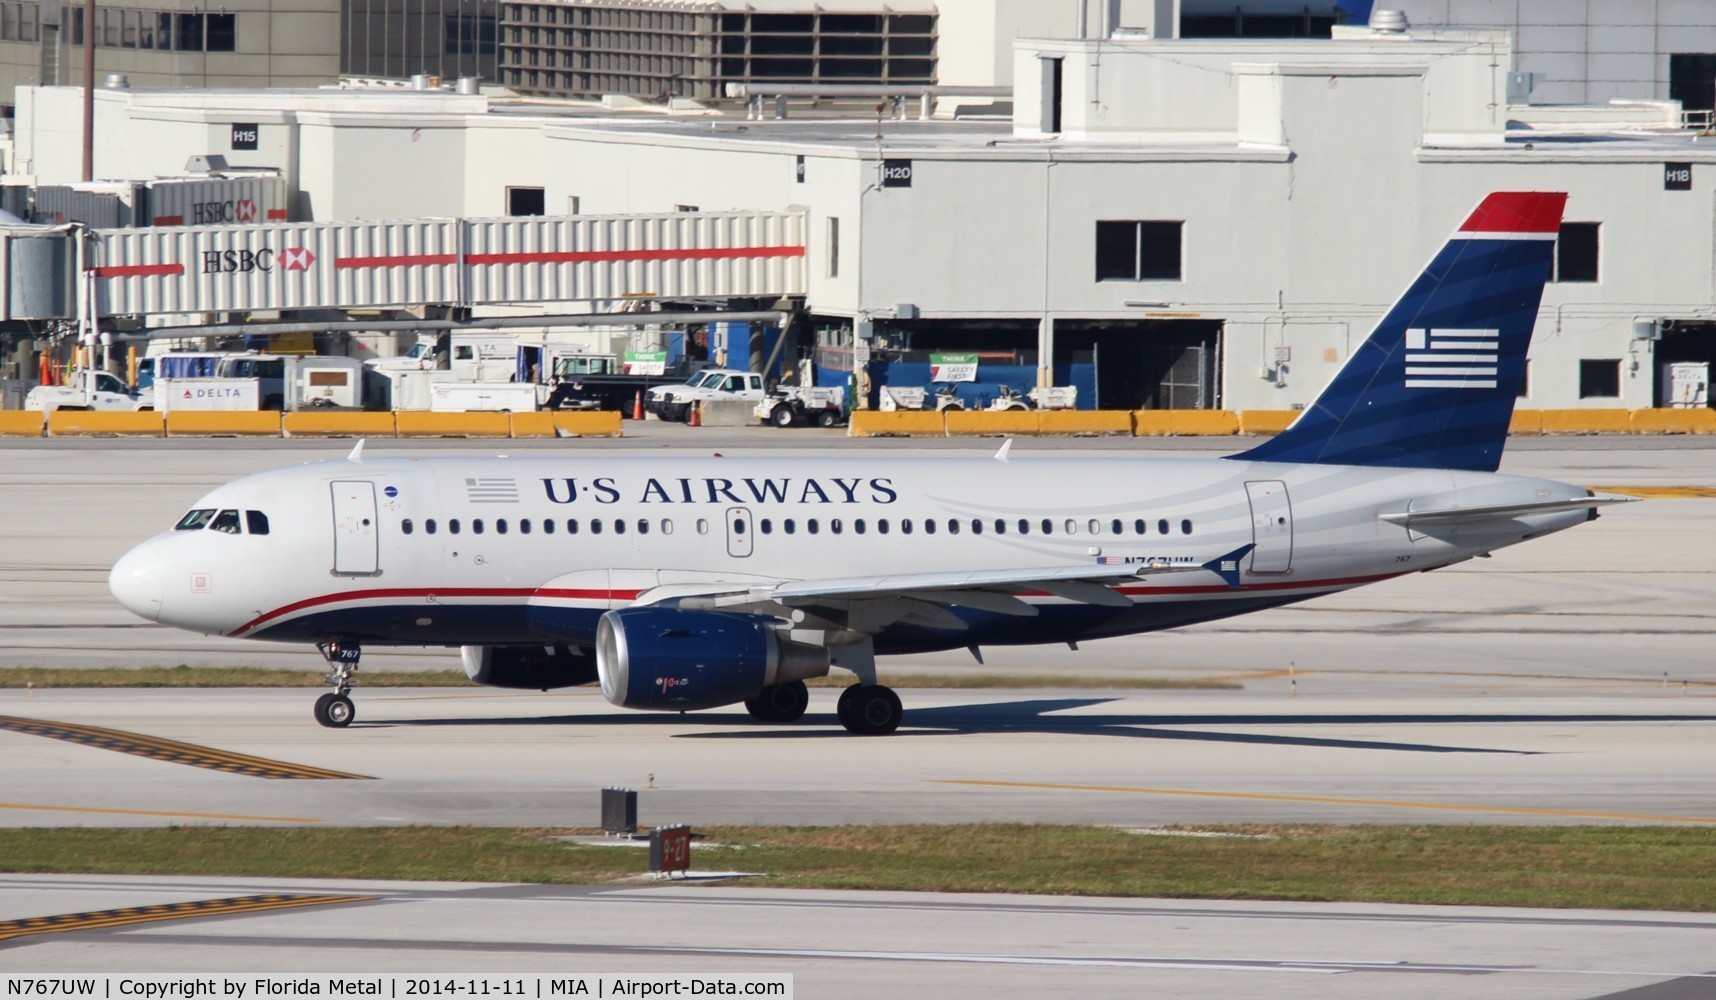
[646,368,765,422]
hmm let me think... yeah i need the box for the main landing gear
[745,680,811,723]
[836,683,902,736]
[314,640,361,728]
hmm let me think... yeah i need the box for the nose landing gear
[314,640,361,728]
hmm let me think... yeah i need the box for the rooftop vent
[1369,9,1409,32]
[104,73,129,89]
[184,154,229,175]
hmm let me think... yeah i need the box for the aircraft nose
[109,541,166,622]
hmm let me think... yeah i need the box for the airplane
[109,191,1629,735]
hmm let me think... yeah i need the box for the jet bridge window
[176,509,216,530]
[210,510,242,534]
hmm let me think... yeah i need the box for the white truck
[646,368,766,423]
[24,370,149,412]
[756,385,847,427]
[428,381,545,412]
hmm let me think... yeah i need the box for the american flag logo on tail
[1404,328,1500,389]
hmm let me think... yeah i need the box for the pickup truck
[544,355,700,415]
[645,368,766,422]
[24,370,150,412]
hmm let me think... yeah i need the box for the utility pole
[80,0,94,180]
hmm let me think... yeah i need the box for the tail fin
[1234,192,1566,473]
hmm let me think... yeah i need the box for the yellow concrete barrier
[282,412,398,437]
[1130,411,1173,436]
[1630,408,1716,435]
[1036,410,1133,435]
[1238,410,1298,436]
[1508,410,1543,436]
[166,411,284,437]
[0,411,44,437]
[944,409,1039,436]
[1538,408,1631,434]
[395,411,512,437]
[510,411,624,438]
[1170,410,1241,436]
[46,410,165,437]
[848,411,946,437]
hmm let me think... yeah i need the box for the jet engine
[461,643,598,690]
[596,608,829,711]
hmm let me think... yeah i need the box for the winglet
[1201,544,1254,590]
[347,439,365,463]
[994,439,1012,463]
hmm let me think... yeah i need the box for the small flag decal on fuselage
[465,477,519,503]
[1403,327,1500,389]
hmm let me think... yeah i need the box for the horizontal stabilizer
[1197,544,1254,590]
[1379,495,1635,527]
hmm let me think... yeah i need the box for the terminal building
[2,3,1714,411]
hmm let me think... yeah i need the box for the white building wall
[936,0,1180,88]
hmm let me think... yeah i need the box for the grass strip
[0,666,1232,691]
[2,824,1713,911]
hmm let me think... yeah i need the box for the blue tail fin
[1234,192,1566,473]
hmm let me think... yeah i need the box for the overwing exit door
[726,507,754,558]
[1245,480,1293,574]
[331,480,380,575]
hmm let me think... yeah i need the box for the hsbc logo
[234,199,257,223]
[190,199,266,224]
[280,247,315,271]
[199,246,315,273]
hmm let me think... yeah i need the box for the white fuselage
[109,453,1593,657]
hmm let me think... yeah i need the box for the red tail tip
[1459,192,1568,234]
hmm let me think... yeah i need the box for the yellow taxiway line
[0,894,374,942]
[0,715,371,779]
[0,800,324,823]
[934,780,1716,824]
[1587,485,1716,498]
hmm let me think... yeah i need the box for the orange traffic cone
[688,401,701,427]
[632,390,644,421]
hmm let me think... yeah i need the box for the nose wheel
[314,640,361,728]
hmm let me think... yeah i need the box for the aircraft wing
[1379,495,1635,527]
[635,545,1254,634]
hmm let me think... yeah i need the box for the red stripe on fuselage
[228,574,1400,639]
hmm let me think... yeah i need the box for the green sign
[624,351,668,376]
[929,353,979,382]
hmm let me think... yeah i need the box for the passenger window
[1134,519,1146,535]
[1181,519,1193,535]
[638,519,650,535]
[923,519,935,535]
[994,519,1005,535]
[521,518,532,535]
[855,519,867,535]
[784,518,796,535]
[902,519,913,535]
[496,519,508,535]
[697,519,710,535]
[760,518,773,534]
[831,519,843,534]
[1064,519,1078,535]
[948,520,960,535]
[426,518,438,535]
[568,519,580,534]
[971,519,983,535]
[1088,519,1101,535]
[1042,518,1053,535]
[614,519,626,535]
[1018,519,1029,535]
[211,509,242,534]
[401,519,414,535]
[473,519,485,535]
[808,518,820,535]
[1111,519,1123,535]
[246,511,270,535]
[176,509,216,530]
[593,519,605,534]
[450,519,461,534]
[878,519,890,535]
[661,520,673,535]
[1158,519,1170,535]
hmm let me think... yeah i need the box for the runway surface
[4,873,1715,999]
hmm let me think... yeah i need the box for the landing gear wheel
[744,680,810,723]
[838,684,901,735]
[815,409,840,428]
[314,692,355,728]
[770,405,797,428]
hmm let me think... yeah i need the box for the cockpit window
[176,509,216,530]
[246,511,270,535]
[210,509,242,534]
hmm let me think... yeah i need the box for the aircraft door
[1244,480,1293,574]
[726,507,754,558]
[331,480,380,575]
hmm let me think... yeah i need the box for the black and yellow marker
[0,716,371,779]
[0,894,375,943]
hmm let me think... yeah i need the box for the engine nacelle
[461,644,598,690]
[596,608,829,710]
